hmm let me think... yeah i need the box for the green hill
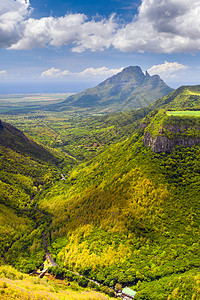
[0,120,61,271]
[150,85,200,111]
[0,120,57,163]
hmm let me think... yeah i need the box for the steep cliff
[142,111,200,152]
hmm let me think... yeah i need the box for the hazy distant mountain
[48,66,173,112]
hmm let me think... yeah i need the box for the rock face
[143,124,200,152]
[143,132,200,152]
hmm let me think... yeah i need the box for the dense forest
[0,85,200,299]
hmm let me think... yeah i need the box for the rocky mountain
[47,66,173,112]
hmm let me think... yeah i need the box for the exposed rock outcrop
[143,131,200,153]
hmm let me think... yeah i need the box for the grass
[166,111,200,116]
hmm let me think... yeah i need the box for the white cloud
[0,0,31,48]
[9,14,87,50]
[41,67,70,78]
[41,67,61,78]
[147,61,189,78]
[113,0,200,53]
[40,66,123,79]
[1,0,200,53]
[78,67,124,77]
[0,70,7,77]
[9,13,117,51]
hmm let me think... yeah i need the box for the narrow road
[42,234,58,267]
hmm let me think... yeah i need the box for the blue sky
[0,0,200,93]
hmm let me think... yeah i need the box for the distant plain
[0,93,71,113]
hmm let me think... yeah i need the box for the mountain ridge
[45,66,173,112]
[0,120,57,163]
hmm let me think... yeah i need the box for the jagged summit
[45,66,173,112]
[121,65,144,75]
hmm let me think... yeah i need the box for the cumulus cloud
[0,0,31,48]
[147,61,189,78]
[40,66,123,79]
[2,0,200,53]
[113,0,200,53]
[78,67,124,77]
[0,70,7,77]
[9,13,117,51]
[41,67,65,78]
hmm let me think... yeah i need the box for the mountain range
[46,66,173,112]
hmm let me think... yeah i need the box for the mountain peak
[121,66,144,75]
[46,65,173,112]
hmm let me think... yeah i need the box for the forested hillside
[0,121,61,271]
[0,85,200,299]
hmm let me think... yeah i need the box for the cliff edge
[142,111,200,152]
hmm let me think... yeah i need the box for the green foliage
[1,84,200,300]
[1,109,145,164]
[150,85,200,111]
[0,122,60,271]
[144,109,200,139]
[0,265,115,299]
[134,269,200,299]
[37,133,200,297]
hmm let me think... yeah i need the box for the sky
[0,0,200,93]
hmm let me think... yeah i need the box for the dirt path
[42,234,58,267]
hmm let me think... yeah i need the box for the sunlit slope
[0,120,57,163]
[150,85,200,110]
[38,130,200,293]
[0,265,115,300]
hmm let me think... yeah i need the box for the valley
[0,73,200,299]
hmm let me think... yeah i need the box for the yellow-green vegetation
[0,266,114,300]
[143,109,200,138]
[1,109,145,164]
[136,269,200,299]
[0,122,62,272]
[37,134,200,299]
[150,85,200,111]
[0,204,33,265]
[167,110,200,116]
[1,84,200,299]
